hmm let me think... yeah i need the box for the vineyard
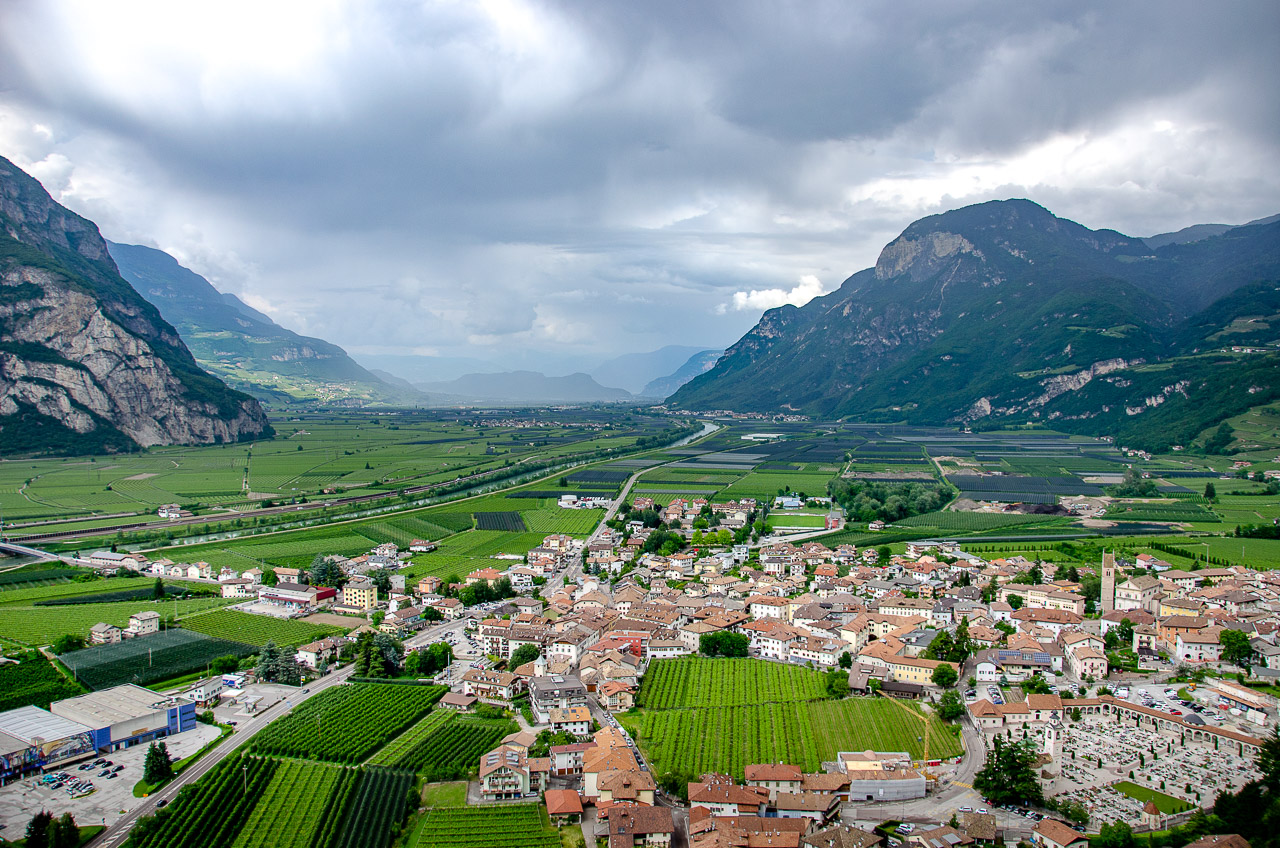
[58,629,256,690]
[633,697,961,778]
[330,766,415,848]
[250,683,446,763]
[1104,502,1221,523]
[0,597,237,647]
[473,511,527,532]
[131,755,278,848]
[230,760,353,848]
[179,609,349,647]
[365,710,514,780]
[409,804,560,848]
[892,511,1062,531]
[0,651,84,711]
[636,657,828,709]
[630,658,961,779]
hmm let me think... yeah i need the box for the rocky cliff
[0,156,273,453]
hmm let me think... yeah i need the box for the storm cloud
[1,0,1277,372]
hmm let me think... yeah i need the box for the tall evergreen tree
[25,811,53,848]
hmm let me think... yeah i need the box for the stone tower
[1101,551,1116,613]
[1043,711,1065,775]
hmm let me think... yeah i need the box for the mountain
[668,199,1280,450]
[106,241,416,405]
[415,371,634,404]
[0,156,272,454]
[1144,213,1280,248]
[354,353,503,385]
[590,345,710,395]
[640,349,723,399]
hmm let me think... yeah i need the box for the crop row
[131,755,278,848]
[365,710,455,766]
[250,683,446,763]
[0,652,84,711]
[635,697,961,779]
[60,629,256,691]
[230,760,349,848]
[409,804,560,848]
[393,717,515,780]
[180,609,348,648]
[331,766,414,848]
[635,657,827,710]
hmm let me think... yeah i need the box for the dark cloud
[0,0,1276,372]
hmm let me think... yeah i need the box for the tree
[261,567,279,587]
[937,689,964,720]
[370,569,392,596]
[1095,822,1136,848]
[510,643,541,669]
[1021,674,1051,695]
[309,555,345,588]
[51,813,78,848]
[1221,629,1257,674]
[838,651,853,669]
[699,631,750,657]
[1115,618,1135,647]
[25,811,53,848]
[256,641,280,681]
[211,654,241,675]
[974,736,1043,806]
[824,666,849,698]
[1205,422,1235,455]
[876,545,892,562]
[143,741,174,785]
[931,663,958,688]
[51,634,86,654]
[152,577,166,600]
[1204,481,1217,500]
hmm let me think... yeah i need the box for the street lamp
[242,764,248,795]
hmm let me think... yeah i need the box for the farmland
[179,609,349,647]
[391,715,515,780]
[230,760,353,848]
[892,511,1065,532]
[130,755,278,848]
[0,650,85,711]
[636,657,828,709]
[409,804,560,848]
[628,657,960,778]
[250,682,446,763]
[0,596,239,647]
[330,766,416,848]
[59,628,257,690]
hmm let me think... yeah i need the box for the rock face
[0,155,273,453]
[668,199,1280,435]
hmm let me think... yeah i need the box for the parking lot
[0,722,222,840]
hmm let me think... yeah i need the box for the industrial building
[0,706,95,784]
[50,684,197,753]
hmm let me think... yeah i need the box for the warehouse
[0,706,96,782]
[50,684,196,752]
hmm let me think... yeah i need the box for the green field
[1111,781,1195,813]
[628,658,960,778]
[250,683,446,764]
[893,511,1064,532]
[718,470,836,501]
[408,804,560,848]
[0,597,238,647]
[180,609,349,648]
[230,760,353,848]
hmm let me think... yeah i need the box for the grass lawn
[421,781,467,806]
[559,825,586,848]
[1111,781,1195,813]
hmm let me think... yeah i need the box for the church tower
[1101,551,1116,613]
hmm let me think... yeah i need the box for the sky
[1,1,1278,377]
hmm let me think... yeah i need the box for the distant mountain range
[0,156,272,454]
[641,349,723,398]
[107,241,418,406]
[669,199,1280,451]
[590,345,710,395]
[415,371,633,404]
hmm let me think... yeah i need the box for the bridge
[0,540,63,562]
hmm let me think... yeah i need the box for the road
[89,665,354,848]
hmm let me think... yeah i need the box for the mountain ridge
[668,199,1280,449]
[0,155,273,453]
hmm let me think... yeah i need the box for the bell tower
[1101,551,1116,613]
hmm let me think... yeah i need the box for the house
[529,674,588,724]
[89,622,123,644]
[462,669,523,703]
[802,824,884,848]
[744,762,802,801]
[127,611,162,636]
[297,636,346,668]
[687,782,769,816]
[342,577,378,611]
[221,578,255,598]
[545,789,583,821]
[549,741,595,776]
[1030,820,1088,848]
[479,745,550,800]
[774,791,839,824]
[550,705,592,738]
[908,826,974,848]
[605,805,675,848]
[185,677,224,708]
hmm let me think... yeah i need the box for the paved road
[89,665,355,848]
